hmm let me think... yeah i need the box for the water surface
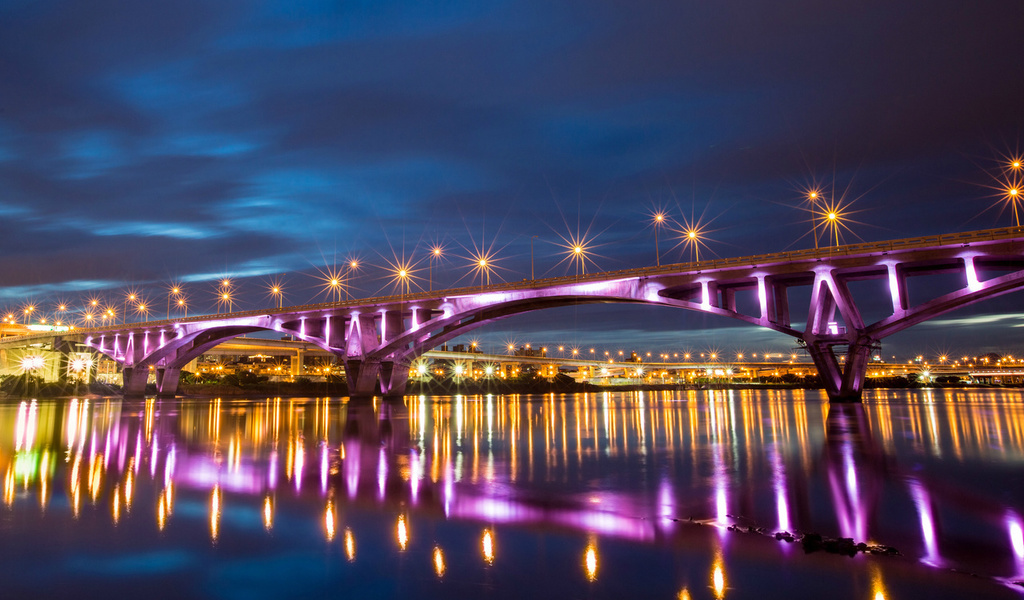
[1,389,1022,598]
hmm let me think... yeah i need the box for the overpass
[3,226,1024,401]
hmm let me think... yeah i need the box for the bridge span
[4,226,1024,401]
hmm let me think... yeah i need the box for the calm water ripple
[1,389,1022,598]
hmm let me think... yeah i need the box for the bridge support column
[291,349,305,379]
[122,366,150,398]
[345,358,380,398]
[155,367,181,398]
[805,337,874,403]
[379,361,409,399]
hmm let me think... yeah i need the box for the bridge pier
[379,360,409,399]
[122,366,150,398]
[155,367,181,398]
[805,338,874,403]
[345,358,380,398]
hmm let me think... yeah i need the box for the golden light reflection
[124,468,134,512]
[158,495,167,531]
[396,514,409,550]
[481,529,495,564]
[263,496,273,530]
[112,484,120,524]
[164,483,174,516]
[712,553,726,598]
[870,565,887,600]
[324,500,336,541]
[433,546,446,577]
[210,486,221,541]
[344,528,356,562]
[584,540,598,581]
[678,588,691,600]
[4,468,14,506]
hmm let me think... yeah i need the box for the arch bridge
[8,226,1024,402]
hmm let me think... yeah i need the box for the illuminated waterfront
[1,391,1023,598]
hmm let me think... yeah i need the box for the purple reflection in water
[0,393,1022,597]
[909,479,941,566]
[1008,511,1024,576]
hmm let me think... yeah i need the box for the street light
[652,212,666,267]
[123,291,138,324]
[346,260,360,300]
[167,284,183,319]
[268,280,284,309]
[530,235,539,280]
[806,189,822,250]
[428,245,445,291]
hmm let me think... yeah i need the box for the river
[1,389,1022,598]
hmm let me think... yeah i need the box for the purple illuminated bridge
[27,226,1024,401]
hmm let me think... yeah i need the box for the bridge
[4,226,1024,401]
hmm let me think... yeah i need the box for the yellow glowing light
[433,247,443,256]
[712,555,726,598]
[678,589,691,600]
[827,212,837,220]
[345,528,356,561]
[433,546,446,577]
[584,542,598,581]
[482,529,495,564]
[397,515,408,550]
[221,279,231,287]
[263,496,273,530]
[1011,187,1020,197]
[324,501,336,541]
[330,278,339,286]
[350,260,359,269]
[210,486,221,541]
[158,495,167,531]
[808,191,818,200]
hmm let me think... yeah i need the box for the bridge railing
[4,225,1024,342]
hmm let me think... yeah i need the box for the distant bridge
[4,226,1024,401]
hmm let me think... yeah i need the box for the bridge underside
[23,227,1016,402]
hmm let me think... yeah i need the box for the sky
[2,0,1024,359]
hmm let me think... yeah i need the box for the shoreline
[0,379,1019,400]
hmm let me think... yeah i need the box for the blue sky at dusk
[2,0,1024,357]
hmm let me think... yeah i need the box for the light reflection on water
[0,390,1023,598]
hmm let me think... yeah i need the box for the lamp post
[530,235,538,280]
[429,246,443,291]
[346,260,359,300]
[807,190,821,250]
[653,213,666,267]
[167,286,181,319]
[124,293,137,325]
